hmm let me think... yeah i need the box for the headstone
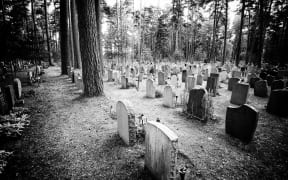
[138,73,143,82]
[259,71,267,80]
[145,121,178,180]
[225,104,258,143]
[254,80,268,97]
[116,101,136,145]
[121,76,128,89]
[230,83,249,105]
[158,71,165,85]
[76,75,84,91]
[228,78,240,91]
[108,69,113,81]
[278,70,288,79]
[206,76,218,96]
[196,74,203,86]
[266,89,288,117]
[163,86,175,108]
[249,77,261,88]
[266,75,275,86]
[232,71,241,78]
[146,79,156,98]
[187,88,208,121]
[13,78,22,99]
[182,70,187,83]
[170,75,178,87]
[271,80,284,91]
[4,85,15,110]
[203,69,209,81]
[0,89,9,115]
[247,73,258,83]
[219,71,228,82]
[186,76,195,91]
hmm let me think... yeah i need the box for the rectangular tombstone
[226,104,258,143]
[271,80,284,91]
[108,69,113,81]
[182,70,187,83]
[254,80,268,97]
[146,79,156,98]
[145,121,178,180]
[138,73,143,82]
[116,101,136,145]
[13,78,22,99]
[267,89,288,117]
[0,89,9,115]
[230,83,249,105]
[196,74,203,86]
[228,78,240,91]
[206,76,217,96]
[203,69,209,81]
[163,85,175,108]
[187,88,208,121]
[170,75,178,87]
[232,70,241,78]
[121,76,128,89]
[186,76,195,91]
[4,85,15,110]
[158,71,165,85]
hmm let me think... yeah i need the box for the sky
[105,0,172,10]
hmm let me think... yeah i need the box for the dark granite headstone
[187,88,208,121]
[225,104,258,143]
[206,77,217,96]
[228,78,240,91]
[182,70,187,83]
[267,89,288,117]
[277,70,288,79]
[4,85,15,111]
[249,77,261,88]
[0,88,9,115]
[259,71,267,80]
[266,75,275,86]
[230,83,249,105]
[254,80,268,97]
[271,80,284,91]
[71,71,75,83]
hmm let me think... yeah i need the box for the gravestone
[145,121,178,180]
[163,86,175,108]
[267,89,288,117]
[71,71,75,83]
[226,104,258,143]
[0,88,9,115]
[228,78,240,91]
[108,69,113,81]
[4,85,15,110]
[196,74,203,86]
[266,75,275,86]
[170,75,178,87]
[146,79,156,98]
[247,73,258,83]
[13,78,22,99]
[121,76,128,89]
[254,80,268,97]
[116,101,136,145]
[76,75,84,92]
[182,70,187,83]
[219,71,228,82]
[230,83,249,105]
[203,69,209,81]
[232,71,241,78]
[138,73,143,82]
[206,76,218,96]
[271,80,284,91]
[278,70,288,79]
[158,71,165,85]
[186,76,195,91]
[259,71,267,80]
[187,88,208,121]
[249,77,261,88]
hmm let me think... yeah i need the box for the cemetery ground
[1,66,288,179]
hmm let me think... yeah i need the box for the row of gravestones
[116,100,178,180]
[0,78,22,115]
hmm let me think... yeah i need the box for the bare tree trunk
[44,0,53,66]
[70,0,81,69]
[95,0,103,74]
[210,0,218,62]
[235,0,245,66]
[60,0,70,74]
[76,0,103,96]
[245,8,251,64]
[222,0,228,65]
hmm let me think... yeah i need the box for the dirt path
[1,66,287,180]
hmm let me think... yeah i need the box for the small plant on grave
[155,90,163,98]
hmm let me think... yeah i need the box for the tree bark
[70,0,81,69]
[44,0,53,66]
[60,0,70,74]
[95,0,103,74]
[222,0,228,65]
[235,0,245,66]
[76,0,103,96]
[210,0,218,62]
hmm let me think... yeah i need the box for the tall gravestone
[13,78,22,99]
[228,78,240,91]
[121,76,128,89]
[267,89,288,117]
[186,76,195,91]
[206,76,218,96]
[187,88,208,121]
[170,75,178,87]
[158,71,165,85]
[196,74,203,86]
[254,80,268,97]
[145,121,178,180]
[182,70,187,83]
[163,86,175,108]
[230,83,249,105]
[146,79,156,98]
[226,104,258,143]
[271,80,284,91]
[116,101,136,146]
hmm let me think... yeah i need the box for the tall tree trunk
[95,0,103,74]
[76,0,103,96]
[235,0,245,66]
[31,0,37,61]
[60,0,70,74]
[245,8,251,64]
[44,0,53,66]
[210,0,218,62]
[68,0,74,68]
[70,0,81,69]
[222,0,228,65]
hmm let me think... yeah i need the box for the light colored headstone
[196,74,203,86]
[116,100,136,146]
[121,76,128,89]
[170,75,178,87]
[219,71,228,82]
[13,78,22,99]
[203,69,209,81]
[186,76,195,91]
[145,121,178,180]
[76,75,84,92]
[230,83,249,105]
[163,86,175,108]
[146,79,156,98]
[158,71,165,85]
